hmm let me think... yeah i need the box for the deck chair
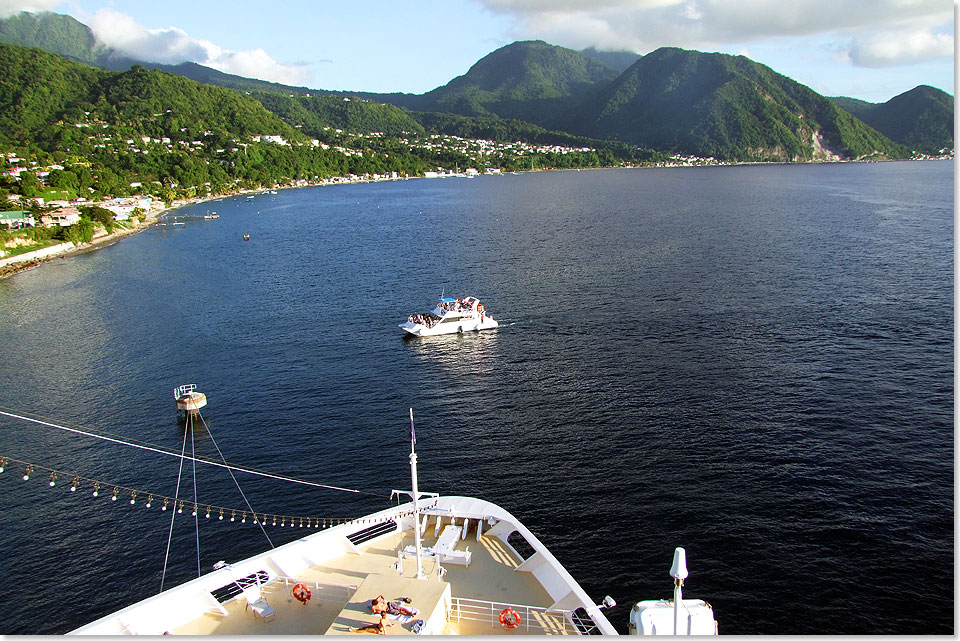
[243,583,275,622]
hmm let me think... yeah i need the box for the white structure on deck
[628,548,717,635]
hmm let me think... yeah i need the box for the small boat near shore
[399,296,498,336]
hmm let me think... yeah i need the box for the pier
[155,212,219,228]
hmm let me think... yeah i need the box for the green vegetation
[565,47,908,161]
[831,86,954,154]
[0,16,950,220]
[252,92,425,138]
[0,11,103,65]
[415,40,621,128]
[0,42,656,212]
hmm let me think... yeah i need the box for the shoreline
[0,206,168,280]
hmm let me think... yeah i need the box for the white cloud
[850,28,954,67]
[477,0,955,67]
[0,0,60,18]
[84,8,310,85]
[210,49,311,86]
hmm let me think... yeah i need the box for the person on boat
[348,612,394,634]
[370,595,417,617]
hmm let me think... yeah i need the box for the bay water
[0,162,952,634]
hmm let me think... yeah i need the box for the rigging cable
[190,413,201,579]
[0,407,384,497]
[160,409,191,592]
[196,409,273,549]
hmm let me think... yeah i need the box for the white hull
[399,314,498,336]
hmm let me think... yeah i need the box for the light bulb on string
[130,491,137,505]
[191,504,197,517]
[92,482,100,497]
[162,498,169,511]
[70,476,79,492]
[48,472,57,487]
[230,510,236,522]
[241,512,246,524]
[111,488,118,501]
[178,501,184,514]
[0,457,6,473]
[146,495,153,508]
[23,465,32,481]
[218,508,224,521]
[205,506,211,519]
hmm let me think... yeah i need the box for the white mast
[409,408,425,579]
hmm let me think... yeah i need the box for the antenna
[671,547,688,634]
[409,408,425,579]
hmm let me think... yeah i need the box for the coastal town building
[40,208,81,227]
[0,210,34,229]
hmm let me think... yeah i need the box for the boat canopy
[438,297,457,303]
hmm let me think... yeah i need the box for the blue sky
[2,0,955,102]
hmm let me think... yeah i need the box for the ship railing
[264,574,358,607]
[173,384,196,400]
[449,597,582,634]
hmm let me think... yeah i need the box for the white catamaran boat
[400,296,498,336]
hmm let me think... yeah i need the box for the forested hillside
[414,40,621,129]
[0,43,646,208]
[831,86,954,153]
[0,11,949,164]
[566,47,906,161]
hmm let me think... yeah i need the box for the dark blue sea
[0,162,952,634]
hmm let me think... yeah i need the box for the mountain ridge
[829,85,954,153]
[565,47,906,160]
[0,10,951,161]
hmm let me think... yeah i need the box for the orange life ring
[478,304,484,313]
[292,583,311,604]
[499,607,521,629]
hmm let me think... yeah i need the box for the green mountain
[566,47,907,161]
[251,92,425,138]
[581,46,642,73]
[414,40,620,129]
[0,11,318,96]
[152,61,314,96]
[0,11,944,163]
[0,43,301,151]
[831,86,954,154]
[829,96,873,121]
[0,10,104,65]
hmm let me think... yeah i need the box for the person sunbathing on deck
[349,612,394,634]
[370,595,417,617]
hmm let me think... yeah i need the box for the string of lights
[0,454,433,530]
[0,407,382,497]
